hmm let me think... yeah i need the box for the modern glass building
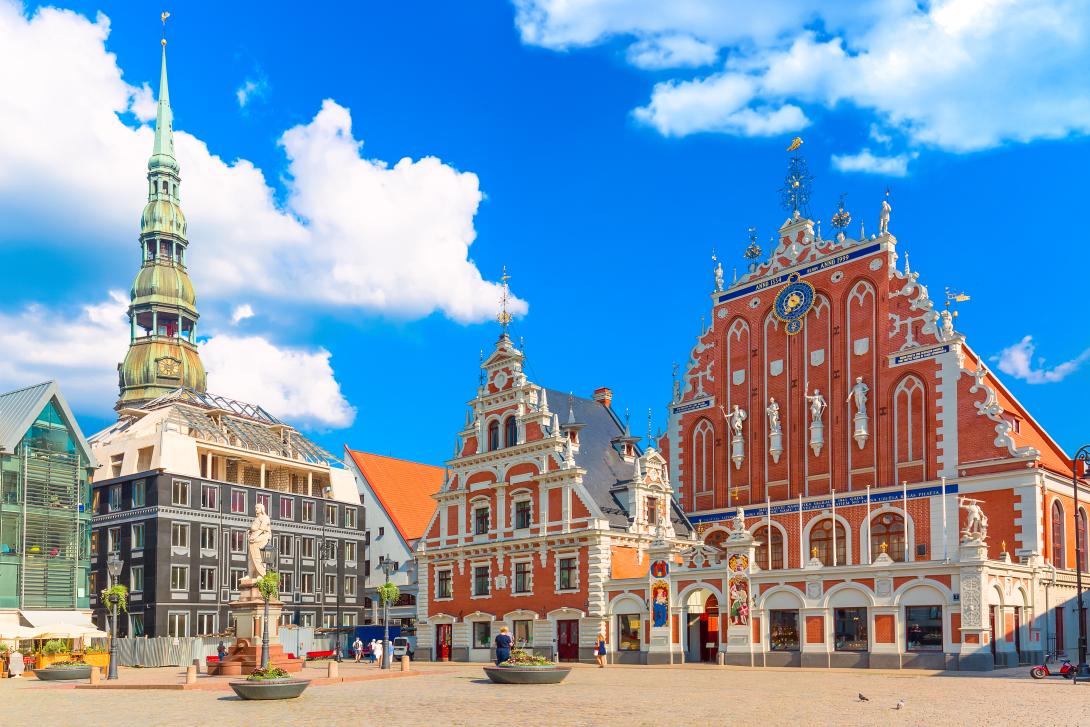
[0,381,96,627]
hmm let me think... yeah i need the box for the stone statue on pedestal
[959,497,988,542]
[246,503,272,582]
[879,197,891,235]
[805,388,827,456]
[767,397,783,463]
[846,377,870,449]
[727,404,747,470]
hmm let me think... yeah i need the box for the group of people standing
[493,627,609,668]
[351,637,384,664]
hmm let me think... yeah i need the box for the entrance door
[436,624,452,661]
[1055,604,1065,657]
[702,595,720,662]
[557,620,579,661]
[989,607,998,663]
[1014,607,1022,663]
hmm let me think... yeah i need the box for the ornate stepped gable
[668,196,1068,516]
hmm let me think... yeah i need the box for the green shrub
[48,659,87,668]
[499,648,555,667]
[41,639,69,655]
[247,666,288,681]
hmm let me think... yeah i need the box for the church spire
[149,38,178,173]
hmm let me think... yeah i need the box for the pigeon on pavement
[858,693,869,702]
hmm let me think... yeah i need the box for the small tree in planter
[255,571,280,669]
[100,583,128,679]
[377,581,399,668]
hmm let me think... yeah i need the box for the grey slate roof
[546,389,691,535]
[0,381,97,466]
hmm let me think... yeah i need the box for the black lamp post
[324,541,343,662]
[1073,446,1090,683]
[106,552,123,680]
[378,556,394,670]
[260,545,275,670]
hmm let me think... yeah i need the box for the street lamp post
[260,545,275,670]
[325,541,343,662]
[379,556,394,670]
[106,552,124,680]
[1073,446,1090,683]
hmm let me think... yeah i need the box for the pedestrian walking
[494,626,513,666]
[352,636,364,663]
[372,638,383,666]
[594,631,607,668]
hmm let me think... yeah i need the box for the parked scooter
[1030,658,1075,679]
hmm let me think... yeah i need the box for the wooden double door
[557,619,579,661]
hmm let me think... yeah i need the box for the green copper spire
[117,34,205,410]
[148,42,178,173]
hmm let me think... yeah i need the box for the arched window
[504,416,518,448]
[1078,509,1088,573]
[1051,500,1065,568]
[753,525,784,570]
[487,420,500,452]
[870,512,906,562]
[691,419,714,496]
[809,518,847,566]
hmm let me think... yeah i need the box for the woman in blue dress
[595,631,607,668]
[494,626,513,665]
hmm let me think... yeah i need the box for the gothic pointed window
[487,420,500,451]
[1052,500,1065,568]
[691,418,714,498]
[504,416,518,448]
[869,512,906,562]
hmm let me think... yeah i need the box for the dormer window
[488,420,500,451]
[504,416,518,448]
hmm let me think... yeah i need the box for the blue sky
[1,0,1088,467]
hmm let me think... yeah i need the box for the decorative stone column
[646,539,678,665]
[722,510,759,666]
[957,536,993,670]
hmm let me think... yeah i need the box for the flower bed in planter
[34,660,93,681]
[229,666,310,701]
[483,649,572,685]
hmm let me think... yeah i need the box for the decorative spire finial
[624,407,631,436]
[161,11,170,46]
[743,226,762,262]
[567,392,575,424]
[497,265,512,335]
[647,408,653,449]
[780,137,813,216]
[831,193,852,235]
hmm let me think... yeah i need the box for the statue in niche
[767,397,783,463]
[847,377,870,449]
[805,388,827,456]
[727,404,747,470]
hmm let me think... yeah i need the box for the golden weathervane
[786,136,803,152]
[161,11,170,45]
[497,266,512,333]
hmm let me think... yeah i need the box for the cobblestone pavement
[4,662,1087,727]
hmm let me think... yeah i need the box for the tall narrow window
[691,418,714,496]
[504,416,518,448]
[809,518,847,566]
[488,421,500,451]
[1078,508,1088,573]
[1052,500,1066,568]
[753,526,784,569]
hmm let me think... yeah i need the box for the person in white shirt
[372,638,383,666]
[352,637,364,663]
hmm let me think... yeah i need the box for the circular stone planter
[229,678,310,700]
[483,665,572,684]
[34,665,93,681]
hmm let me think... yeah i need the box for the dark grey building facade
[90,471,368,638]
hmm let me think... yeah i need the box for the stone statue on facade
[805,388,827,456]
[714,259,724,292]
[846,376,870,449]
[938,309,955,341]
[730,506,746,533]
[879,197,891,235]
[959,497,988,542]
[767,397,783,463]
[246,503,272,581]
[727,404,747,470]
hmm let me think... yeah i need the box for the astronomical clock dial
[772,273,816,335]
[157,357,181,377]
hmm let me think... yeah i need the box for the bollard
[327,660,339,679]
[400,655,410,672]
[185,665,197,685]
[192,657,202,674]
[89,667,101,685]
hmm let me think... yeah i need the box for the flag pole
[865,485,872,564]
[941,476,948,563]
[831,487,838,567]
[798,492,804,567]
[766,495,772,570]
[902,480,909,561]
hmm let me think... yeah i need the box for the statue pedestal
[722,531,758,666]
[852,412,869,449]
[769,432,783,463]
[207,595,303,676]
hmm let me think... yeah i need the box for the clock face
[772,273,816,335]
[157,357,181,377]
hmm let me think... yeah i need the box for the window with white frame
[301,537,315,559]
[344,541,357,562]
[171,479,189,506]
[473,504,490,535]
[107,526,121,553]
[345,508,357,529]
[130,565,144,593]
[513,498,532,530]
[302,500,315,523]
[201,484,217,510]
[278,534,293,557]
[170,565,188,591]
[200,525,217,551]
[171,522,189,549]
[557,555,578,591]
[344,576,356,596]
[257,493,271,515]
[280,572,293,593]
[199,566,216,592]
[324,574,337,595]
[298,612,314,628]
[167,612,189,637]
[131,479,146,508]
[230,568,245,591]
[436,569,453,599]
[131,523,145,549]
[197,613,216,636]
[323,613,337,628]
[342,612,357,626]
[230,490,247,514]
[472,564,490,596]
[513,560,532,594]
[108,484,121,511]
[279,496,294,520]
[325,503,337,525]
[301,573,315,594]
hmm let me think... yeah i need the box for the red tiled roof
[345,449,444,543]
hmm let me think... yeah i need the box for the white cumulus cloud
[993,335,1090,384]
[516,0,1090,154]
[626,34,717,70]
[231,304,254,324]
[831,149,917,177]
[0,1,524,325]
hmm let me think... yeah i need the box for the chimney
[593,387,613,409]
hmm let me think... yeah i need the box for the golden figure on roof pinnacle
[497,265,513,333]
